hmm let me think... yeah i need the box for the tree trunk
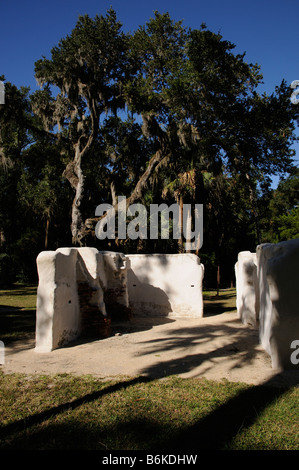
[83,116,169,242]
[178,195,184,253]
[45,216,50,249]
[62,95,99,245]
[84,145,169,238]
[194,167,204,257]
[72,160,85,246]
[64,144,85,246]
[216,265,220,297]
[246,173,261,244]
[126,147,165,207]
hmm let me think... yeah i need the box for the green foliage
[261,171,299,243]
[0,9,298,285]
[0,253,17,286]
[276,207,299,240]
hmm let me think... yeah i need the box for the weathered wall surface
[76,247,110,339]
[35,240,299,369]
[256,239,299,370]
[35,248,80,353]
[101,251,131,321]
[235,251,259,326]
[35,248,130,352]
[36,250,204,352]
[126,253,204,317]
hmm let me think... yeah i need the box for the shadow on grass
[0,287,37,296]
[1,286,298,450]
[0,306,36,343]
[162,381,290,451]
[203,289,237,317]
[0,377,150,444]
[0,374,296,450]
[0,285,37,343]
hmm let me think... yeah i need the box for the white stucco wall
[35,248,130,352]
[235,251,259,326]
[35,248,80,352]
[76,247,107,317]
[257,239,299,369]
[126,253,204,317]
[101,251,129,308]
[100,251,131,321]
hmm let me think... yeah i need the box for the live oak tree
[0,9,298,289]
[32,9,129,245]
[122,13,298,249]
[30,9,298,257]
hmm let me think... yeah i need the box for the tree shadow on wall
[127,267,173,317]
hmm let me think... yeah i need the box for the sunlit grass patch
[0,373,297,450]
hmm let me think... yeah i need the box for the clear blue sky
[1,0,299,181]
[2,0,299,94]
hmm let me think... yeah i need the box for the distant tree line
[0,9,298,287]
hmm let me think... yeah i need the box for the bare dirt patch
[2,311,299,387]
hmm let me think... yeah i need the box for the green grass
[0,373,298,450]
[203,288,237,315]
[0,285,37,343]
[0,285,298,450]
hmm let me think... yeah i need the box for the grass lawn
[0,285,37,343]
[0,285,298,451]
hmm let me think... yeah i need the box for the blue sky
[1,0,299,94]
[1,0,299,182]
